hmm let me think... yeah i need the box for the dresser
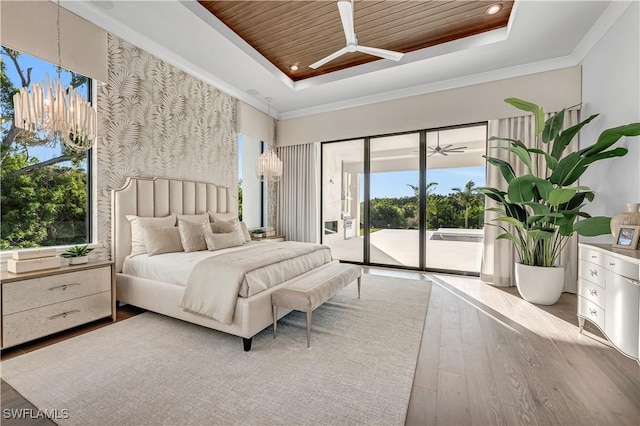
[578,243,640,362]
[0,261,115,349]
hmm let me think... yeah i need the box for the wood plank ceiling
[198,1,514,81]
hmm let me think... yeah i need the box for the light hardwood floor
[2,270,638,425]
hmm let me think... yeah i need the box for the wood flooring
[1,271,638,425]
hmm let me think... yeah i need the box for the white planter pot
[69,256,88,265]
[515,263,564,305]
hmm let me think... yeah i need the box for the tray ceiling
[199,0,514,81]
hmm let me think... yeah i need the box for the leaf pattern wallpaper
[94,34,237,260]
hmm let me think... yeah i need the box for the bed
[112,177,335,350]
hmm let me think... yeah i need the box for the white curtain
[481,110,579,293]
[276,143,320,243]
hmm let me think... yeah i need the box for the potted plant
[481,98,640,305]
[60,245,94,265]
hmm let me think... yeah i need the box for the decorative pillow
[211,220,236,233]
[239,221,252,243]
[208,211,238,223]
[126,214,177,257]
[204,226,244,251]
[174,212,209,225]
[178,219,207,252]
[143,226,183,256]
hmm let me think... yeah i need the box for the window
[237,134,266,228]
[1,47,92,249]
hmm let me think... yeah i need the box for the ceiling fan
[309,0,405,69]
[428,133,467,157]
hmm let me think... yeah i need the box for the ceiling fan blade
[356,45,404,61]
[337,1,356,45]
[441,144,453,151]
[309,47,349,69]
[428,152,436,157]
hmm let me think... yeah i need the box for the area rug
[1,274,431,426]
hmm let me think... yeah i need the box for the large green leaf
[574,216,611,237]
[494,216,525,228]
[505,98,545,135]
[534,179,554,200]
[542,109,565,144]
[503,146,533,172]
[549,188,578,206]
[485,156,516,183]
[522,202,550,216]
[551,114,598,159]
[507,175,541,202]
[550,152,581,185]
[583,123,640,156]
[527,229,555,240]
[582,147,629,166]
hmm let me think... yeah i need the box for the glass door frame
[320,121,487,276]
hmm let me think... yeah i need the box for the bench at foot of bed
[271,263,362,348]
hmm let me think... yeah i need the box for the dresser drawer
[578,296,605,331]
[578,261,606,288]
[580,246,605,266]
[2,267,111,315]
[2,291,111,348]
[578,279,605,309]
[604,255,639,281]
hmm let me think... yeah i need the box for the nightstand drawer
[604,255,639,281]
[578,278,605,309]
[2,292,111,348]
[580,246,605,266]
[579,260,606,288]
[2,267,111,315]
[578,296,605,331]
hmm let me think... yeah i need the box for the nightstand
[1,260,115,349]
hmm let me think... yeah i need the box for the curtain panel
[481,110,579,293]
[276,143,320,243]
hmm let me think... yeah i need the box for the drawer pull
[48,310,80,320]
[48,283,81,291]
[589,308,597,317]
[589,288,597,297]
[609,262,615,266]
[591,255,597,259]
[589,269,598,277]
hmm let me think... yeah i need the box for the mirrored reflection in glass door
[368,133,420,267]
[321,139,364,263]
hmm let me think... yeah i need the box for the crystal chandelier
[12,1,96,152]
[255,98,282,182]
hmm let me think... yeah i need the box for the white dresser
[578,243,640,361]
[0,261,115,349]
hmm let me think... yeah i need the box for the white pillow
[211,221,236,233]
[174,212,210,225]
[208,211,238,223]
[143,226,183,256]
[178,219,207,252]
[203,225,244,251]
[239,221,252,243]
[126,214,177,257]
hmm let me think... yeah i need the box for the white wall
[277,67,582,146]
[579,1,640,243]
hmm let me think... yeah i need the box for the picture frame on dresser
[612,225,640,249]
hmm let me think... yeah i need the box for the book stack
[264,227,276,237]
[8,248,61,274]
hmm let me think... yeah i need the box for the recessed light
[289,64,299,72]
[485,4,502,15]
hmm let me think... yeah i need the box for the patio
[327,229,483,273]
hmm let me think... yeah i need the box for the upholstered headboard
[111,177,234,273]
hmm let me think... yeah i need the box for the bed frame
[112,177,326,351]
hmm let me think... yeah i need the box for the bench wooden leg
[306,310,312,348]
[357,276,361,299]
[272,305,278,338]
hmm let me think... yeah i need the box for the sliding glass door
[321,123,486,274]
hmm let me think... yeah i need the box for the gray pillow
[174,212,210,225]
[211,221,236,233]
[178,219,207,252]
[126,214,177,257]
[143,226,183,256]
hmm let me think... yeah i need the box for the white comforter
[179,242,332,324]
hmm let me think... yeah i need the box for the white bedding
[122,242,263,288]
